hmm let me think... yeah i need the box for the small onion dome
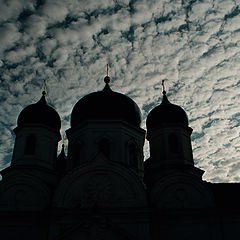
[71,83,141,127]
[56,144,67,174]
[146,94,188,130]
[17,91,61,132]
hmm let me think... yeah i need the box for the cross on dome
[162,80,166,95]
[42,80,47,96]
[104,64,111,84]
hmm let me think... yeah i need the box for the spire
[63,134,65,146]
[107,63,109,78]
[57,136,67,174]
[161,80,170,105]
[59,143,66,158]
[59,135,66,157]
[103,64,112,93]
[43,80,47,96]
[162,80,166,95]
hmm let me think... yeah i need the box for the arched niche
[24,134,36,155]
[0,172,51,211]
[98,137,111,159]
[52,154,147,209]
[127,140,139,170]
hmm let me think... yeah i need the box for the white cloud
[0,23,21,56]
[24,15,47,38]
[5,45,35,64]
[39,2,68,24]
[1,0,240,183]
[0,0,35,22]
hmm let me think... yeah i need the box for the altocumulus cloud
[1,0,240,182]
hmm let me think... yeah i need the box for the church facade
[0,75,240,240]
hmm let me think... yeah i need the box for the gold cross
[42,80,47,96]
[162,80,166,95]
[44,80,47,92]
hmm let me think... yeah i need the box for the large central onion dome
[146,92,188,130]
[17,91,61,132]
[71,77,141,128]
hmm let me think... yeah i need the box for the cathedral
[0,74,240,240]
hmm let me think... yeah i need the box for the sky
[0,0,240,183]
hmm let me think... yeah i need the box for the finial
[38,80,47,105]
[57,135,67,173]
[42,80,47,96]
[160,79,170,105]
[60,135,66,156]
[104,64,111,84]
[162,80,166,95]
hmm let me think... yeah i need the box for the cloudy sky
[1,0,240,182]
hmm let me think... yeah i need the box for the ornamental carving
[80,174,115,207]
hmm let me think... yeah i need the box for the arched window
[73,143,81,167]
[98,138,111,158]
[24,134,36,155]
[128,141,138,169]
[168,133,179,154]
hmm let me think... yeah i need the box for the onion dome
[71,75,141,128]
[17,91,61,132]
[146,92,188,130]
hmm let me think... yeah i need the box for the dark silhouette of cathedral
[0,75,240,240]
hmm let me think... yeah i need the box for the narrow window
[73,143,81,167]
[128,142,138,169]
[169,133,179,154]
[24,134,36,155]
[99,138,110,158]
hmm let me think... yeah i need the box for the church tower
[144,83,215,209]
[0,89,61,212]
[12,90,61,169]
[146,90,193,168]
[144,84,215,240]
[65,73,145,179]
[52,73,148,240]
